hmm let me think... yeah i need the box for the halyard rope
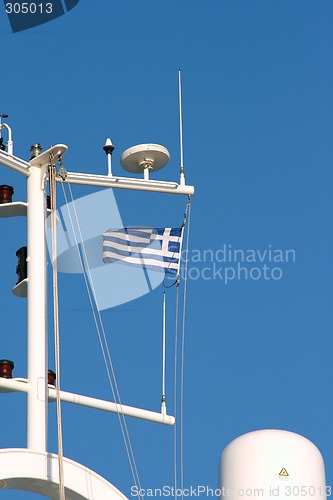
[49,157,66,500]
[180,196,191,500]
[173,282,180,497]
[173,196,191,499]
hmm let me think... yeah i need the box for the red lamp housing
[0,185,14,204]
[48,369,56,386]
[0,359,14,378]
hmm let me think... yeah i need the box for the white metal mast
[26,150,49,452]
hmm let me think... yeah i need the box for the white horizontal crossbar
[0,150,30,175]
[0,379,174,426]
[48,387,175,426]
[59,171,194,196]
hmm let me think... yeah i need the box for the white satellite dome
[220,429,326,500]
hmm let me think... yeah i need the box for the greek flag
[102,227,183,275]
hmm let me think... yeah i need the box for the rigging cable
[180,196,191,500]
[49,157,66,500]
[172,196,191,499]
[173,281,180,498]
[60,182,144,500]
[163,202,189,289]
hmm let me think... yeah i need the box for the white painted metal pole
[59,172,194,196]
[161,292,166,416]
[0,377,30,393]
[27,163,48,452]
[48,388,175,426]
[0,151,30,176]
[143,167,149,181]
[107,154,112,176]
[178,70,185,186]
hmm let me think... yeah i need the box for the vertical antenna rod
[178,70,185,186]
[161,292,166,416]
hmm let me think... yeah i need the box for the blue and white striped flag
[102,227,183,275]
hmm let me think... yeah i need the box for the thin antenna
[161,292,166,416]
[178,70,185,186]
[103,138,115,176]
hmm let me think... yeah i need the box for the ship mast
[0,118,194,498]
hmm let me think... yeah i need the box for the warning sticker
[279,468,289,477]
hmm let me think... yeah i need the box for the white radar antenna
[120,143,170,181]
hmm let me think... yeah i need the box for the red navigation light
[0,185,14,204]
[48,370,56,386]
[16,246,27,284]
[0,359,14,378]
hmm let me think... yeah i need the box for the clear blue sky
[0,0,332,498]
